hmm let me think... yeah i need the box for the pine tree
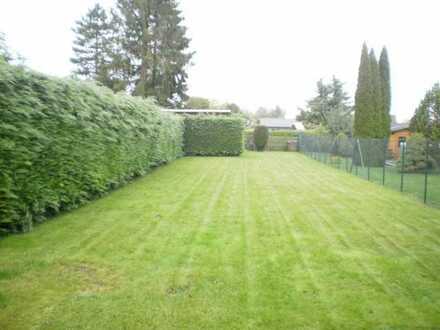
[114,0,193,107]
[71,4,113,89]
[106,9,133,92]
[379,47,391,136]
[354,43,372,137]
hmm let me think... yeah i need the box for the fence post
[400,142,406,192]
[350,138,355,173]
[367,140,370,181]
[424,139,429,204]
[382,138,387,185]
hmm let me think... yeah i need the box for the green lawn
[1,152,440,329]
[315,153,440,208]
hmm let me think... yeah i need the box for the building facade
[388,123,412,159]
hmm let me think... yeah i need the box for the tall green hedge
[184,116,244,156]
[0,62,184,234]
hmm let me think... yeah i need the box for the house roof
[258,118,304,130]
[391,122,410,133]
[162,109,231,114]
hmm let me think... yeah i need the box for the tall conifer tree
[114,0,193,107]
[369,49,385,138]
[354,44,390,138]
[354,43,372,137]
[71,0,192,106]
[379,47,391,136]
[71,4,113,88]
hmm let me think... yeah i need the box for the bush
[184,116,244,156]
[398,133,437,172]
[0,61,184,234]
[253,126,269,151]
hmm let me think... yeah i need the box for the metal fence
[298,134,440,208]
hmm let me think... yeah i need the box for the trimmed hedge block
[184,116,244,156]
[0,62,184,234]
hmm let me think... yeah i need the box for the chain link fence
[298,134,440,207]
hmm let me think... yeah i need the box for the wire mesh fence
[298,134,440,208]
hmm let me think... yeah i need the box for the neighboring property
[258,117,304,131]
[162,109,231,115]
[388,122,412,158]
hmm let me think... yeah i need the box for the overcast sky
[1,0,439,120]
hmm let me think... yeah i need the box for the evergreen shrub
[184,116,244,156]
[0,62,184,234]
[398,133,437,172]
[253,126,269,151]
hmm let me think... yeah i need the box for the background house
[162,109,231,115]
[388,122,412,158]
[258,118,304,131]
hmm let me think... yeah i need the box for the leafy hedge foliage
[184,116,244,156]
[270,129,298,137]
[398,133,437,173]
[253,126,269,151]
[0,62,184,234]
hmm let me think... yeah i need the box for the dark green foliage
[354,44,390,138]
[297,77,353,135]
[379,47,391,136]
[354,43,372,138]
[369,50,385,137]
[410,83,440,140]
[184,116,244,156]
[72,0,193,107]
[253,126,269,151]
[398,133,437,173]
[71,4,116,90]
[0,61,184,234]
[115,0,193,107]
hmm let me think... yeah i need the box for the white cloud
[1,0,439,121]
